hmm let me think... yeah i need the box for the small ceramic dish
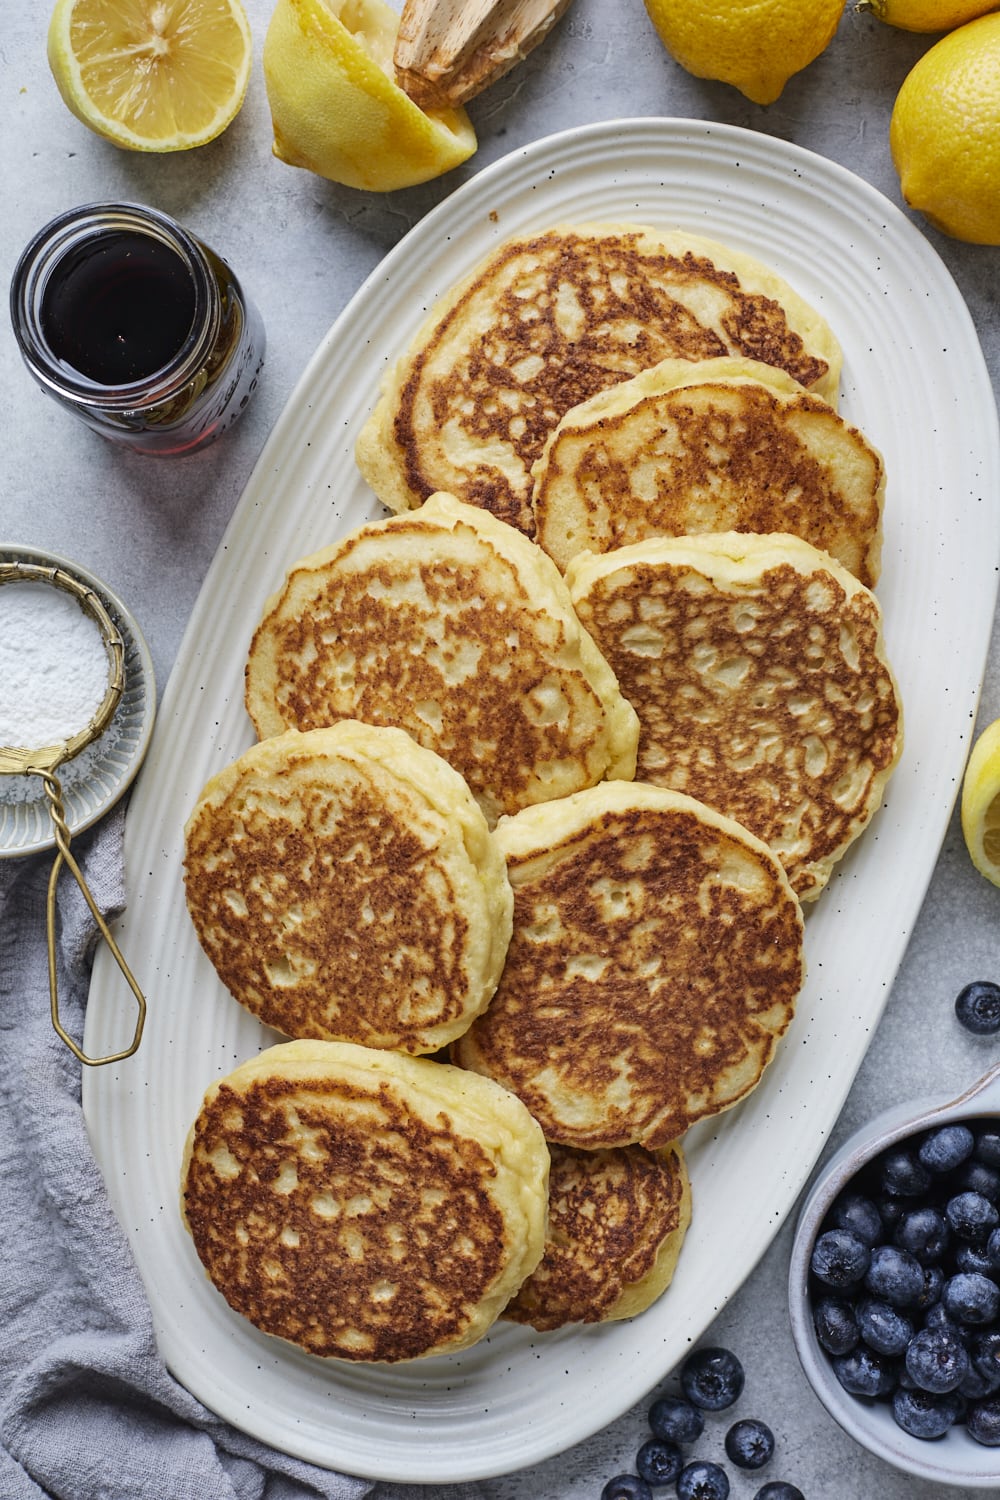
[788,1062,1000,1487]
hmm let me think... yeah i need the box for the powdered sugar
[0,581,110,749]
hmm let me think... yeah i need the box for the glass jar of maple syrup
[10,202,265,455]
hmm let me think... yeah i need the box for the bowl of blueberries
[788,1056,1000,1486]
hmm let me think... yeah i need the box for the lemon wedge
[262,0,477,191]
[961,718,1000,886]
[47,0,252,152]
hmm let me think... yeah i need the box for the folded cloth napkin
[0,808,488,1500]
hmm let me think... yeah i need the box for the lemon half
[47,0,253,152]
[263,0,477,191]
[961,718,1000,886]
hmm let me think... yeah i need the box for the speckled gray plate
[0,546,156,858]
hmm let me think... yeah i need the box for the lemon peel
[890,13,1000,244]
[642,0,846,106]
[46,0,252,152]
[263,0,477,192]
[858,0,999,31]
[961,718,1000,887]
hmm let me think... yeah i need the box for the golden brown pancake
[244,492,639,825]
[452,780,804,1149]
[504,1140,692,1331]
[183,721,512,1053]
[355,223,843,535]
[567,532,904,902]
[531,356,885,584]
[181,1040,550,1362]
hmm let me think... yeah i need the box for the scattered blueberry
[675,1459,730,1500]
[724,1418,774,1470]
[647,1395,705,1446]
[892,1386,963,1440]
[601,1478,652,1500]
[679,1347,745,1411]
[810,1228,870,1290]
[942,1271,1000,1326]
[955,979,1000,1034]
[635,1438,682,1486]
[904,1325,970,1393]
[813,1295,859,1356]
[856,1297,913,1358]
[918,1124,975,1175]
[968,1397,1000,1446]
[864,1244,925,1307]
[753,1486,805,1500]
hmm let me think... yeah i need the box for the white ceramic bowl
[788,1062,1000,1487]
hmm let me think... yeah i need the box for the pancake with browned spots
[244,492,639,826]
[504,1140,691,1332]
[531,356,885,584]
[355,223,842,536]
[452,781,804,1149]
[567,532,903,902]
[183,721,512,1053]
[180,1040,549,1362]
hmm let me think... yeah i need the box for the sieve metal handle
[40,770,146,1067]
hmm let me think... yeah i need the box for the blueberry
[970,1329,1000,1383]
[894,1206,950,1265]
[918,1124,975,1174]
[892,1386,963,1440]
[880,1147,932,1197]
[975,1130,1000,1169]
[916,1264,944,1310]
[924,1302,970,1341]
[856,1298,913,1358]
[648,1395,705,1446]
[955,979,1000,1034]
[724,1418,774,1470]
[960,1363,1000,1400]
[864,1244,925,1306]
[675,1460,729,1500]
[827,1191,882,1246]
[876,1194,906,1232]
[967,1397,1000,1445]
[945,1191,1000,1244]
[813,1295,858,1356]
[956,1243,998,1277]
[832,1345,898,1398]
[905,1325,970,1393]
[602,1477,653,1500]
[952,1160,1000,1200]
[942,1271,1000,1326]
[753,1486,805,1500]
[636,1438,682,1486]
[810,1228,870,1289]
[987,1227,1000,1266]
[679,1347,745,1411]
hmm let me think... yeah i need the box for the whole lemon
[862,0,999,30]
[642,0,846,106]
[263,0,476,192]
[890,12,1000,243]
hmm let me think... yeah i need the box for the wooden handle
[394,0,575,109]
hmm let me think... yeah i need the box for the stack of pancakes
[180,222,902,1359]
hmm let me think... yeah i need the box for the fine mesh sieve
[0,561,146,1065]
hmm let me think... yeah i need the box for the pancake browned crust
[504,1141,692,1331]
[452,781,805,1149]
[567,532,903,902]
[531,356,885,584]
[355,223,843,535]
[183,721,512,1053]
[181,1040,550,1362]
[244,492,639,825]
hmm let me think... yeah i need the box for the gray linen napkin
[0,808,487,1500]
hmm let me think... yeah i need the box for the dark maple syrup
[40,230,198,385]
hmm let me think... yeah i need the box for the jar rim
[8,201,220,410]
